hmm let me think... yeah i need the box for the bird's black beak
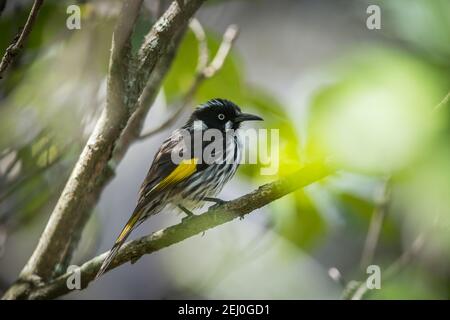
[235,112,264,123]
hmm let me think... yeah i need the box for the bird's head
[188,98,263,131]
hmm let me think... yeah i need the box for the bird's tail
[95,210,142,279]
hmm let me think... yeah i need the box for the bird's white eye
[218,113,225,120]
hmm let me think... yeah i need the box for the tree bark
[28,162,332,300]
[3,0,205,300]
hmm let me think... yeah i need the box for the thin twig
[359,177,391,269]
[342,91,450,300]
[0,151,18,179]
[347,232,426,300]
[203,24,238,78]
[383,233,425,280]
[190,18,209,73]
[0,147,64,204]
[135,19,209,140]
[0,0,44,79]
[138,23,239,140]
[358,90,449,271]
[434,91,450,112]
[137,102,187,140]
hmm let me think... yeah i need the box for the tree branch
[139,22,239,140]
[202,24,238,78]
[359,177,391,269]
[434,91,450,112]
[131,0,206,107]
[0,0,44,79]
[24,162,333,299]
[341,92,450,300]
[13,0,143,283]
[113,3,207,159]
[3,0,205,300]
[190,18,209,72]
[112,27,187,161]
[344,232,426,300]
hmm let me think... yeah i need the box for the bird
[96,98,263,278]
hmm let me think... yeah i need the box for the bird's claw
[210,200,228,210]
[214,199,227,205]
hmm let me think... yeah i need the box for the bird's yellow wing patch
[154,158,198,191]
[113,160,197,250]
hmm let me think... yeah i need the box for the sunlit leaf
[307,47,447,174]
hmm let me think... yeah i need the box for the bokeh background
[0,0,449,299]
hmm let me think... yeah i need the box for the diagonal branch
[0,0,44,79]
[341,91,450,300]
[13,0,143,284]
[139,22,239,140]
[190,18,209,73]
[113,3,207,159]
[434,91,450,111]
[3,0,205,300]
[202,24,238,78]
[344,232,426,300]
[112,26,187,162]
[131,0,206,107]
[25,162,333,300]
[359,177,391,269]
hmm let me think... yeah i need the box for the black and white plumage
[96,98,263,278]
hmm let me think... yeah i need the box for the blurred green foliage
[0,0,114,239]
[307,48,448,174]
[380,0,450,64]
